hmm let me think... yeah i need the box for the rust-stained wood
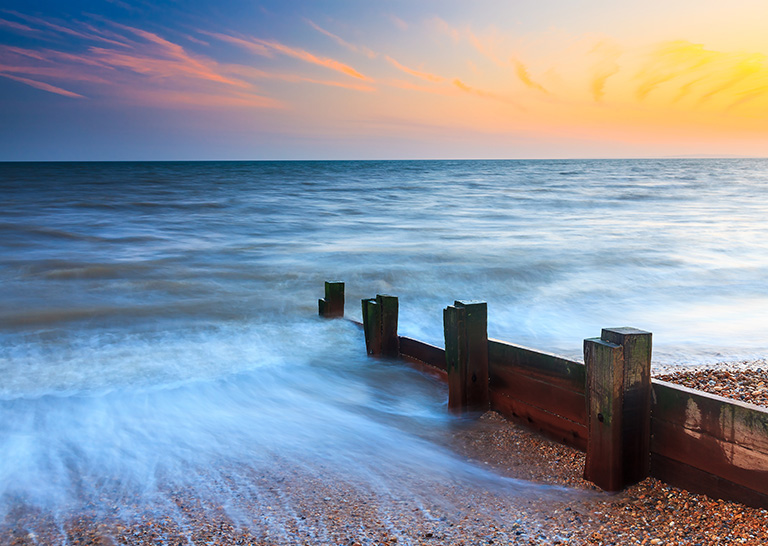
[489,367,587,425]
[398,336,446,371]
[651,453,768,509]
[652,379,768,452]
[399,353,448,382]
[584,337,625,491]
[319,281,344,318]
[488,340,585,394]
[650,380,768,500]
[651,417,768,495]
[602,327,652,485]
[490,390,588,451]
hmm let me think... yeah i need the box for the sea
[1,159,768,538]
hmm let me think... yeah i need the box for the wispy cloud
[0,73,85,98]
[97,23,251,88]
[260,38,371,80]
[634,40,768,112]
[0,17,37,32]
[389,15,408,32]
[385,56,444,83]
[0,15,279,108]
[305,19,377,59]
[452,78,522,108]
[589,41,622,102]
[200,31,272,57]
[228,65,376,92]
[207,31,372,81]
[514,60,548,93]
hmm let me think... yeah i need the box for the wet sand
[3,365,768,546]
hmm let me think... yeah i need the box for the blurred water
[1,159,767,530]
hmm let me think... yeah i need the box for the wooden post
[362,298,381,355]
[443,301,489,414]
[584,337,625,491]
[362,294,399,357]
[378,295,399,358]
[602,327,653,485]
[319,281,344,318]
[584,327,652,491]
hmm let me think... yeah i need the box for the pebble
[3,360,768,545]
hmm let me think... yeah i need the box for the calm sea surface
[1,159,768,532]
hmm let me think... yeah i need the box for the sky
[2,0,768,160]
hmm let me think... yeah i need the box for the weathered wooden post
[584,327,652,491]
[362,294,399,357]
[443,301,489,414]
[319,281,345,318]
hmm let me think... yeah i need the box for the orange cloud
[385,56,444,83]
[258,38,371,80]
[388,79,456,97]
[452,78,521,108]
[589,41,622,102]
[633,40,768,115]
[514,60,548,93]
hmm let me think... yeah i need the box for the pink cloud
[0,17,37,32]
[0,73,85,98]
[207,31,372,81]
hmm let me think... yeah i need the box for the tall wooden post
[443,301,489,414]
[362,294,399,357]
[602,327,653,485]
[319,281,344,318]
[584,337,625,491]
[362,298,381,355]
[584,327,652,491]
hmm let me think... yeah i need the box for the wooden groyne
[318,282,768,508]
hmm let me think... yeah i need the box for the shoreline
[3,365,768,545]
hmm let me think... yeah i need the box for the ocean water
[1,159,768,535]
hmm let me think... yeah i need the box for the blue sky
[3,1,768,160]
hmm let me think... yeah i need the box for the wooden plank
[490,389,588,451]
[652,379,768,453]
[398,336,446,370]
[651,453,768,509]
[584,337,625,491]
[488,340,585,394]
[651,417,768,495]
[399,353,448,382]
[601,327,652,485]
[489,367,587,425]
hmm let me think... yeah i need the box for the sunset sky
[3,0,768,160]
